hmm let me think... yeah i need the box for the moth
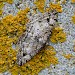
[16,10,58,66]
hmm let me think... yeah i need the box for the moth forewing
[17,10,58,66]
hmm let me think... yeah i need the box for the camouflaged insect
[16,10,58,66]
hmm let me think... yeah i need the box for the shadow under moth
[16,10,58,66]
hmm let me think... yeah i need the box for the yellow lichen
[0,2,4,9]
[6,0,13,4]
[34,0,46,13]
[0,8,29,73]
[50,2,63,13]
[34,0,63,13]
[0,0,13,4]
[0,9,3,15]
[50,27,66,43]
[72,15,75,24]
[73,41,75,52]
[63,54,73,60]
[71,0,75,3]
[45,7,51,12]
[0,2,4,16]
[0,0,14,16]
[73,45,75,52]
[56,0,66,4]
[62,0,66,4]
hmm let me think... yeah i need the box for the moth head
[47,10,58,25]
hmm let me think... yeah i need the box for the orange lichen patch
[0,8,29,73]
[16,8,30,25]
[73,41,75,52]
[0,0,13,16]
[34,0,46,13]
[50,2,63,13]
[6,0,13,4]
[73,43,75,52]
[63,54,73,60]
[0,5,4,16]
[33,0,63,13]
[50,27,66,43]
[0,9,3,15]
[45,7,51,12]
[0,2,4,16]
[0,2,4,8]
[71,0,75,3]
[72,15,75,24]
[73,46,75,52]
[45,2,63,13]
[56,0,66,4]
[0,0,13,4]
[62,0,66,4]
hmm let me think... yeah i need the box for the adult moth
[16,10,58,66]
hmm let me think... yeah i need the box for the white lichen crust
[17,10,58,66]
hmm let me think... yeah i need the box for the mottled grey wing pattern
[16,10,58,66]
